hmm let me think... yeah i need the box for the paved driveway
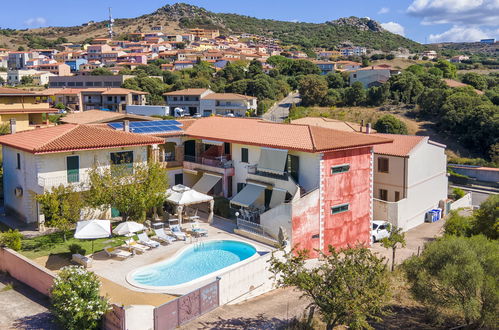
[0,274,57,329]
[262,92,301,122]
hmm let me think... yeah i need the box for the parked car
[372,220,391,243]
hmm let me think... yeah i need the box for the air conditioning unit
[14,186,23,197]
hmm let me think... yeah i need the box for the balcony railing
[184,155,233,169]
[38,173,88,190]
[247,164,289,181]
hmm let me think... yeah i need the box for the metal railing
[236,218,277,242]
[184,155,233,169]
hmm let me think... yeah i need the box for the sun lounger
[137,232,160,248]
[152,229,175,244]
[104,246,132,260]
[124,238,150,253]
[170,224,187,241]
[191,223,208,237]
[72,253,93,268]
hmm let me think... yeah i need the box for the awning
[230,183,265,208]
[257,148,288,175]
[202,139,224,146]
[192,173,222,194]
[183,168,198,175]
[269,188,287,208]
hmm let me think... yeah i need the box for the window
[66,156,79,183]
[331,203,349,215]
[107,96,113,102]
[394,191,401,202]
[16,153,21,170]
[331,164,350,174]
[241,148,249,163]
[174,173,183,185]
[379,189,388,201]
[378,157,389,173]
[110,151,134,175]
[237,182,246,193]
[85,82,94,86]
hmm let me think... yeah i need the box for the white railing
[37,174,89,190]
[236,218,277,242]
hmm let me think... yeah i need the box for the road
[262,92,301,122]
[449,184,496,206]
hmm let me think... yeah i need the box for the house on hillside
[0,124,163,224]
[163,89,257,117]
[349,65,401,88]
[372,134,448,231]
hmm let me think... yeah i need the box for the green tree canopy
[374,114,408,135]
[298,74,328,106]
[90,67,113,76]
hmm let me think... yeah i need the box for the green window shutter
[66,156,79,183]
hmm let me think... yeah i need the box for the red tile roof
[372,133,427,157]
[185,117,391,152]
[202,93,256,100]
[0,124,163,154]
[0,87,36,96]
[60,110,157,124]
[0,108,59,115]
[163,88,209,96]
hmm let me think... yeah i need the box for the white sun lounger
[170,224,187,241]
[137,232,160,248]
[124,238,150,253]
[191,223,208,237]
[104,246,132,260]
[153,229,175,244]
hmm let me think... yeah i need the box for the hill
[0,3,423,52]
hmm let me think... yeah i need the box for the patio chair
[104,246,132,260]
[124,238,150,254]
[188,209,200,222]
[152,229,175,244]
[170,224,187,241]
[72,253,93,268]
[137,232,160,248]
[190,222,208,237]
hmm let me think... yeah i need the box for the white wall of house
[2,145,149,224]
[349,69,391,87]
[373,139,448,230]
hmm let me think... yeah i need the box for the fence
[450,193,473,210]
[102,304,126,330]
[236,218,277,242]
[153,280,219,330]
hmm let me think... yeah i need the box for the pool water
[131,240,257,287]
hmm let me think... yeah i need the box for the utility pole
[108,7,114,39]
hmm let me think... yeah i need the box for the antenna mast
[108,7,114,39]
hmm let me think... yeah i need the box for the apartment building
[340,47,367,56]
[48,75,133,88]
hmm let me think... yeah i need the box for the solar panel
[108,122,123,129]
[107,120,183,134]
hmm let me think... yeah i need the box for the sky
[1,0,498,44]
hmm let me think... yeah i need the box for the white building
[349,66,401,88]
[372,134,448,231]
[0,124,163,224]
[8,69,54,86]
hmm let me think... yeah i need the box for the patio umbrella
[113,221,144,236]
[74,220,111,254]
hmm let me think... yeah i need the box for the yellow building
[0,88,58,132]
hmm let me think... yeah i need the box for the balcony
[38,173,89,191]
[184,155,233,169]
[247,164,289,181]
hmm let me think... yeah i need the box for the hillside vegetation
[0,3,423,52]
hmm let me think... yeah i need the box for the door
[287,155,299,183]
[66,156,79,183]
[184,140,196,161]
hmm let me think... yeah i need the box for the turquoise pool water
[131,240,257,287]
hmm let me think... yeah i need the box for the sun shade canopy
[192,173,222,194]
[230,183,265,208]
[257,148,288,175]
[74,220,111,239]
[166,184,214,206]
[269,188,287,208]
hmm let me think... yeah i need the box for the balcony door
[184,140,196,161]
[287,154,299,183]
[66,156,79,183]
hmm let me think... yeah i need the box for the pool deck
[89,216,274,297]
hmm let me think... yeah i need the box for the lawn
[20,229,128,260]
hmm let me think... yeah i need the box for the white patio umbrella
[113,221,145,236]
[74,220,111,254]
[165,185,214,225]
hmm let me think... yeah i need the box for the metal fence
[153,280,219,330]
[237,218,277,242]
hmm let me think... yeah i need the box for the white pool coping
[126,239,262,293]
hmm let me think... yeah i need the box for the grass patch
[0,282,14,292]
[20,229,128,259]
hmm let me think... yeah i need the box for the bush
[473,194,499,240]
[452,187,466,200]
[374,114,408,134]
[51,266,110,330]
[0,229,22,251]
[443,210,474,237]
[213,196,231,218]
[68,243,86,256]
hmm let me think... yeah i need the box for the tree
[388,71,423,104]
[248,59,263,78]
[36,185,84,241]
[122,76,168,105]
[90,67,113,76]
[54,102,66,111]
[435,59,457,79]
[325,72,345,89]
[51,266,111,330]
[344,81,366,106]
[473,194,499,239]
[374,114,408,134]
[269,246,390,330]
[20,75,34,85]
[298,74,328,106]
[403,235,499,327]
[288,59,321,76]
[461,72,488,91]
[381,225,406,271]
[367,85,389,106]
[85,161,168,222]
[443,210,474,237]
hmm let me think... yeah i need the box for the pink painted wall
[0,248,56,296]
[321,147,372,252]
[291,189,320,258]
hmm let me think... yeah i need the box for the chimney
[9,118,16,134]
[366,123,371,134]
[360,119,364,133]
[123,120,129,133]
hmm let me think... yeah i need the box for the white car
[372,221,391,243]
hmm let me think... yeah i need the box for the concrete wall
[449,166,499,183]
[321,147,372,251]
[291,189,320,256]
[0,248,56,296]
[450,193,472,210]
[259,202,292,239]
[124,305,153,330]
[373,154,406,202]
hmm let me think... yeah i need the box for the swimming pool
[127,240,257,290]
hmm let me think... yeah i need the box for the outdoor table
[152,222,164,230]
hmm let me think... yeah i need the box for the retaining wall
[450,193,473,210]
